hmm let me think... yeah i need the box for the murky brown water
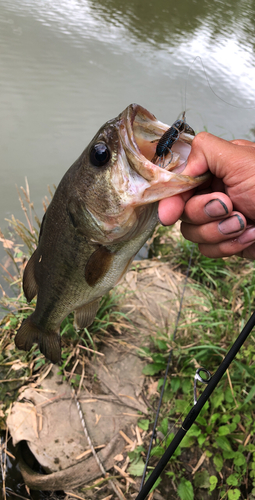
[1,0,255,284]
[1,0,255,492]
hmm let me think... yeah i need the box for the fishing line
[184,55,255,111]
[139,243,195,491]
[135,310,255,500]
[136,49,255,500]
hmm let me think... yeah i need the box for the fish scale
[15,104,209,363]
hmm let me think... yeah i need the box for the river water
[1,0,255,494]
[1,0,255,283]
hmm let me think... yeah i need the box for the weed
[2,184,255,499]
[0,181,125,400]
[133,227,255,498]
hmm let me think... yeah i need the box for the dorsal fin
[23,250,39,302]
[74,298,101,329]
[85,246,114,287]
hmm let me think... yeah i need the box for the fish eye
[89,142,111,167]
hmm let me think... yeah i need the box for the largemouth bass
[15,104,208,363]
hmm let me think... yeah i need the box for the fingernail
[238,226,255,244]
[218,215,245,235]
[204,199,228,217]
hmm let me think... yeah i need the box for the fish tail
[15,314,61,364]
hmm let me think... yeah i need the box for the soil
[5,261,224,499]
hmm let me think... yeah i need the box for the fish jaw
[120,103,210,204]
[83,104,210,241]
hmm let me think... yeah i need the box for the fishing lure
[153,112,195,168]
[156,112,193,156]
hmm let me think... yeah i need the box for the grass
[135,225,255,500]
[0,181,124,422]
[1,185,255,499]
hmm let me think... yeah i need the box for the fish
[15,104,209,363]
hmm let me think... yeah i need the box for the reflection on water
[1,0,255,284]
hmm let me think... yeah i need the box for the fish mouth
[120,103,209,204]
[123,103,192,177]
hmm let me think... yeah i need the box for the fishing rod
[135,310,255,500]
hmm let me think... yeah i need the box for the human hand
[158,132,255,259]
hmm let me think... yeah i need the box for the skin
[158,132,255,260]
[15,104,208,363]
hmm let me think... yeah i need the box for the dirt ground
[6,260,221,500]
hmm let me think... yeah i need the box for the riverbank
[1,190,255,500]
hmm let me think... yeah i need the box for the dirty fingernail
[204,199,228,217]
[218,215,245,235]
[238,226,255,244]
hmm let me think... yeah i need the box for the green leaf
[221,414,232,423]
[137,419,149,431]
[243,385,255,405]
[233,452,246,467]
[209,475,218,492]
[196,416,207,426]
[226,474,239,487]
[152,353,166,363]
[218,425,231,436]
[177,478,194,500]
[210,412,221,424]
[182,378,192,394]
[213,453,223,472]
[165,433,174,447]
[215,436,232,452]
[171,378,181,393]
[159,417,168,436]
[225,386,235,403]
[233,414,241,424]
[205,424,213,434]
[155,339,168,351]
[128,458,145,476]
[180,434,195,448]
[198,434,207,446]
[166,471,175,478]
[175,399,191,413]
[206,450,213,458]
[187,424,201,437]
[194,470,210,489]
[142,362,166,375]
[128,445,144,461]
[229,423,237,432]
[223,450,236,460]
[211,392,224,408]
[150,445,164,457]
[227,488,241,500]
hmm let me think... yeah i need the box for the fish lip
[123,103,163,159]
[119,104,210,203]
[120,103,190,182]
[120,103,169,182]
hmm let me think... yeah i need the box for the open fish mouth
[119,103,209,204]
[123,104,193,176]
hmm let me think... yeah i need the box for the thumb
[183,132,247,183]
[183,132,255,220]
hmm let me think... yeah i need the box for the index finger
[158,190,193,226]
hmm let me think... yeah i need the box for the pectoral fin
[23,250,39,302]
[85,246,114,287]
[74,298,101,329]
